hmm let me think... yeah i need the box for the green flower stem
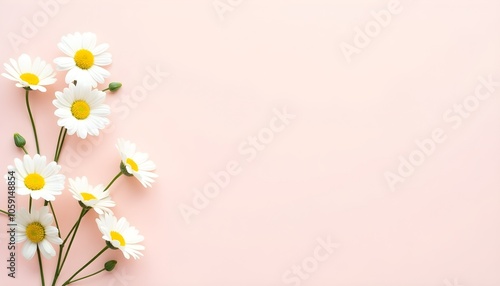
[48,201,63,286]
[62,246,109,286]
[53,216,79,284]
[64,267,106,284]
[29,197,32,213]
[54,128,67,162]
[0,209,11,216]
[25,88,40,154]
[57,129,67,161]
[54,127,64,161]
[49,202,60,236]
[104,172,123,191]
[37,248,46,286]
[53,208,88,286]
[21,146,28,154]
[62,216,82,245]
[53,249,63,286]
[59,208,88,273]
[40,202,57,229]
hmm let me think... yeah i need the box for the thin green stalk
[104,172,123,191]
[53,248,63,286]
[62,215,83,245]
[55,128,67,162]
[52,213,84,286]
[25,88,40,154]
[29,197,32,213]
[21,146,28,154]
[58,208,88,275]
[48,200,65,286]
[37,248,46,286]
[64,268,105,284]
[49,202,60,236]
[62,246,109,286]
[54,127,64,161]
[0,209,11,216]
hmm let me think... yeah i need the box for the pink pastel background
[1,0,500,285]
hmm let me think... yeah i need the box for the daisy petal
[2,54,56,91]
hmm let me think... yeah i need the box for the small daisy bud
[108,82,122,92]
[105,260,118,271]
[14,133,26,147]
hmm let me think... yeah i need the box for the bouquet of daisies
[0,32,157,286]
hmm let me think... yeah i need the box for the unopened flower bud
[105,260,117,271]
[108,82,122,92]
[14,133,26,147]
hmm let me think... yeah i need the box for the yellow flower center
[24,173,45,191]
[20,73,40,85]
[110,231,126,246]
[80,192,97,201]
[74,49,94,70]
[26,222,45,243]
[126,158,139,172]
[71,100,91,120]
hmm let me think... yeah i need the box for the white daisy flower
[16,206,63,260]
[53,83,110,139]
[53,32,112,87]
[2,53,56,92]
[14,154,65,201]
[69,176,115,214]
[116,138,158,188]
[96,213,145,260]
